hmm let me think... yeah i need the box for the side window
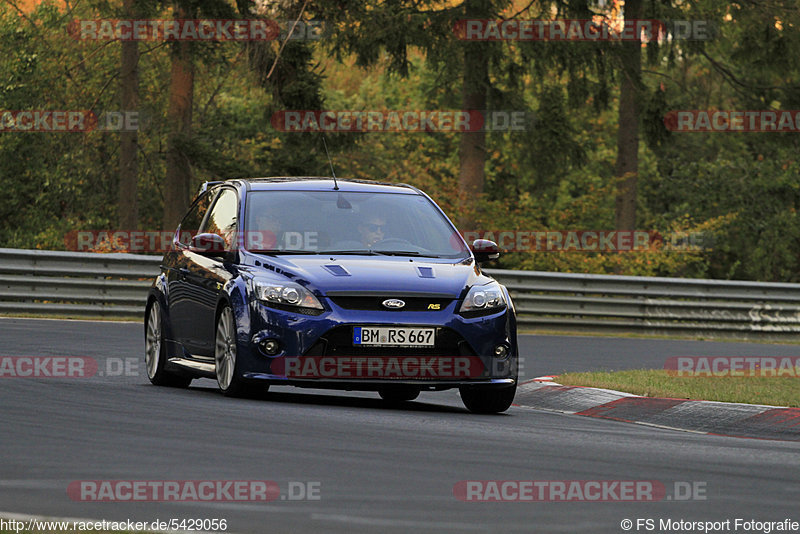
[177,191,213,246]
[202,188,239,251]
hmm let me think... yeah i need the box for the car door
[165,189,215,356]
[179,187,240,357]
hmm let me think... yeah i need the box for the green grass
[517,328,800,345]
[556,369,800,408]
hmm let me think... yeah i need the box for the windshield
[243,190,469,258]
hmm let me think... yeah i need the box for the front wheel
[215,305,267,398]
[459,385,516,414]
[144,301,191,388]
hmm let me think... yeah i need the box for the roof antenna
[321,134,339,190]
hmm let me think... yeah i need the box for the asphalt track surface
[1,317,799,533]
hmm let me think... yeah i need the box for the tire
[215,305,267,398]
[459,384,516,414]
[144,301,192,388]
[378,386,420,403]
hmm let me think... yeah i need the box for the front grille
[304,326,476,358]
[328,296,454,311]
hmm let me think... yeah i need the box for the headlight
[459,281,506,314]
[253,280,323,310]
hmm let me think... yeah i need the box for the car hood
[246,254,487,297]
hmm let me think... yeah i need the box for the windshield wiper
[250,249,321,255]
[320,250,381,255]
[251,249,441,258]
[371,250,441,257]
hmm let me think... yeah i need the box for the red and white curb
[514,378,800,441]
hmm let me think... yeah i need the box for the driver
[357,214,387,247]
[251,211,283,250]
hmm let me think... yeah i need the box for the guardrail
[485,268,800,340]
[1,248,798,340]
[0,248,160,318]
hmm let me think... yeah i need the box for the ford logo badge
[382,298,406,309]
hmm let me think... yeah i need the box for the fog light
[260,339,280,356]
[494,345,509,359]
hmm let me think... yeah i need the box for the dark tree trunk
[119,0,139,230]
[458,0,490,228]
[163,1,195,231]
[614,0,643,232]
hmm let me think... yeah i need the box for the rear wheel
[215,305,267,398]
[144,301,191,388]
[459,385,516,414]
[378,386,420,403]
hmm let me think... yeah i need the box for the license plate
[353,327,435,347]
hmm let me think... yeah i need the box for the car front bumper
[235,295,518,387]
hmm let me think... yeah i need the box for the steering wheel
[372,237,415,249]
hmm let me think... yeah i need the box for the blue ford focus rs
[145,177,518,413]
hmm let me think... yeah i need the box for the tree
[315,0,518,224]
[457,0,492,226]
[119,0,140,230]
[614,0,642,231]
[162,0,195,231]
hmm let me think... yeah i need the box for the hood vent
[416,266,435,278]
[323,264,351,277]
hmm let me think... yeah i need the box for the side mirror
[190,233,227,257]
[471,239,500,263]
